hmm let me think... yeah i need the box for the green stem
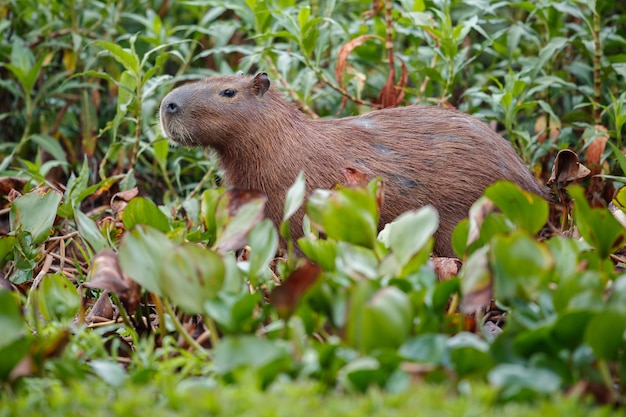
[163,301,210,357]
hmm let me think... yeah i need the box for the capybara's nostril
[164,100,180,114]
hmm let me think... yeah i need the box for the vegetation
[1,0,626,413]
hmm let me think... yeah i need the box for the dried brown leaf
[270,260,322,319]
[83,248,141,312]
[547,149,591,187]
[431,256,462,281]
[110,187,139,220]
[340,167,368,187]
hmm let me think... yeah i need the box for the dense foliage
[1,0,626,413]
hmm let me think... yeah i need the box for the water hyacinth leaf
[10,187,62,245]
[488,364,561,401]
[0,290,27,350]
[200,188,225,243]
[446,332,493,376]
[460,246,492,314]
[399,334,448,365]
[248,219,278,281]
[118,225,175,295]
[346,283,412,353]
[212,335,291,375]
[215,189,267,252]
[490,231,553,303]
[122,197,170,233]
[307,187,378,249]
[75,209,108,253]
[160,243,225,314]
[297,238,337,271]
[378,206,439,268]
[552,310,594,348]
[584,309,626,361]
[37,273,81,322]
[283,171,306,222]
[569,185,625,259]
[484,181,549,235]
[337,357,386,392]
[204,292,262,334]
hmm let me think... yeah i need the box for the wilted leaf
[110,187,139,220]
[84,248,141,312]
[270,260,322,319]
[546,149,590,187]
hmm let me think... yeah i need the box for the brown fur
[160,72,547,257]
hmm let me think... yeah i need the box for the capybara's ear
[251,72,270,97]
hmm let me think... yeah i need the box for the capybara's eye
[220,88,237,98]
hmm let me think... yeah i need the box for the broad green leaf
[337,357,386,393]
[160,244,225,314]
[0,290,26,349]
[10,187,62,244]
[378,206,438,268]
[346,283,412,353]
[584,309,626,361]
[90,360,128,387]
[488,364,561,401]
[297,238,337,271]
[204,292,262,333]
[0,236,16,264]
[282,171,306,222]
[37,273,81,321]
[446,332,493,376]
[248,219,278,282]
[93,40,140,76]
[75,210,108,252]
[490,231,553,303]
[552,310,594,348]
[307,187,378,249]
[118,225,175,295]
[200,188,225,244]
[399,334,448,364]
[212,335,290,375]
[122,197,170,233]
[569,185,625,258]
[484,181,548,235]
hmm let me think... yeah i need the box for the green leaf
[446,332,493,376]
[75,210,108,253]
[378,206,438,268]
[0,290,27,350]
[484,181,549,234]
[584,309,626,361]
[215,190,267,252]
[248,219,278,282]
[204,292,262,333]
[399,334,448,364]
[212,335,290,375]
[283,171,306,222]
[90,360,128,387]
[160,244,225,314]
[488,364,561,401]
[118,225,175,295]
[10,187,62,244]
[201,188,225,244]
[37,273,81,321]
[93,40,140,77]
[337,357,387,393]
[122,197,170,233]
[0,236,16,265]
[307,187,378,249]
[346,283,413,353]
[569,185,625,258]
[490,231,553,303]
